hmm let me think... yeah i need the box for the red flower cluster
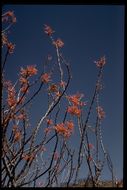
[44,24,64,48]
[53,38,64,48]
[2,33,15,54]
[66,120,74,132]
[54,121,74,138]
[67,93,85,106]
[46,119,53,125]
[2,11,16,53]
[67,105,81,117]
[20,65,38,77]
[7,42,15,54]
[14,130,22,142]
[44,24,54,36]
[94,56,106,68]
[2,11,16,23]
[41,73,51,83]
[19,65,37,95]
[66,93,86,117]
[48,84,58,92]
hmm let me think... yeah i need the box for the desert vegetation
[1,11,122,187]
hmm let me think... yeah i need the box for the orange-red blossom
[48,84,58,92]
[54,121,74,138]
[53,38,64,48]
[14,130,22,142]
[2,11,16,23]
[46,119,53,125]
[41,73,51,83]
[2,34,15,53]
[67,93,85,106]
[19,77,28,84]
[20,65,38,77]
[7,42,15,54]
[66,93,86,117]
[67,105,81,117]
[94,56,106,68]
[44,24,54,36]
[66,120,74,132]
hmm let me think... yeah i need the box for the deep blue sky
[2,5,124,181]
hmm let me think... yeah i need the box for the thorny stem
[56,45,64,85]
[74,66,103,184]
[2,49,9,73]
[32,63,71,140]
[50,35,64,87]
[2,22,14,33]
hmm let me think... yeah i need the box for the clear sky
[2,5,124,182]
